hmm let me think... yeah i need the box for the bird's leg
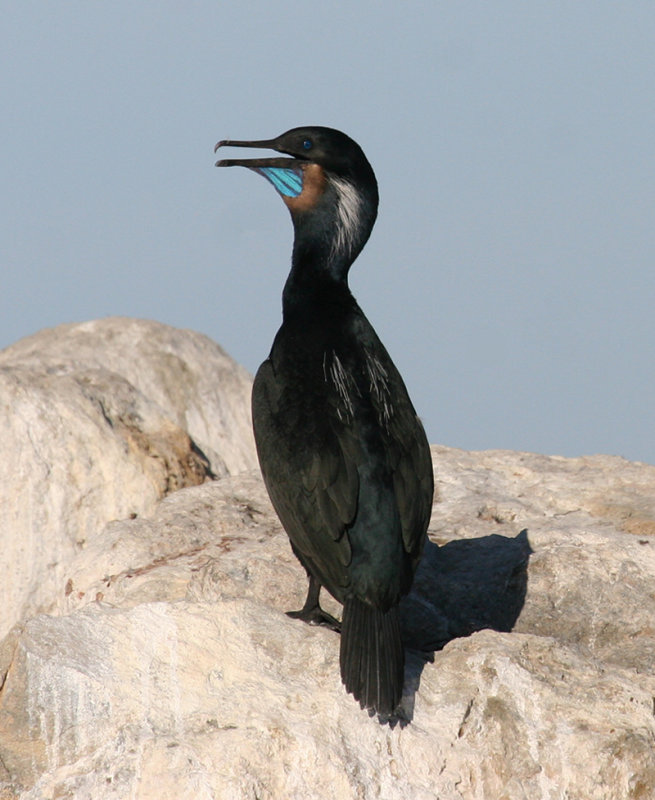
[286,574,341,632]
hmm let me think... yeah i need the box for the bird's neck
[282,253,352,320]
[282,177,377,319]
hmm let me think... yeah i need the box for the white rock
[0,318,256,641]
[0,317,256,475]
[2,320,655,798]
[2,443,655,799]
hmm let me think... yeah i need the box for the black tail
[339,597,404,716]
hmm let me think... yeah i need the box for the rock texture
[0,318,256,642]
[1,321,655,799]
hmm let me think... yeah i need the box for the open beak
[214,137,286,167]
[214,137,308,198]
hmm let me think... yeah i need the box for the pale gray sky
[2,2,654,464]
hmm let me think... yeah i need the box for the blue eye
[302,139,313,150]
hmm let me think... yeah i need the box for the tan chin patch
[283,163,326,212]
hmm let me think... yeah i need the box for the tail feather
[340,597,404,715]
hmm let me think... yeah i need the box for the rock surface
[0,318,256,642]
[1,321,655,799]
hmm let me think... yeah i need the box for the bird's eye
[302,139,313,150]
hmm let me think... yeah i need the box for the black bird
[215,126,433,716]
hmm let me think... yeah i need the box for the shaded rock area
[1,321,655,799]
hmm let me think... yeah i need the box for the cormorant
[214,126,433,716]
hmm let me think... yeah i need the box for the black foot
[286,606,341,633]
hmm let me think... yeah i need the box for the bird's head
[215,126,378,278]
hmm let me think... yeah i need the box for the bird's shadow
[387,529,532,726]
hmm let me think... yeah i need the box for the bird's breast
[267,337,393,439]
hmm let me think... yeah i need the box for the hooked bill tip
[214,140,228,154]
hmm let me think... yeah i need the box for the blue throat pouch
[255,166,303,198]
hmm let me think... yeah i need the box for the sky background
[2,2,654,465]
